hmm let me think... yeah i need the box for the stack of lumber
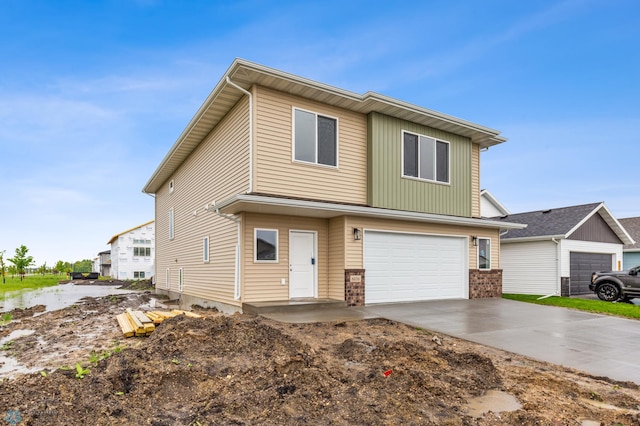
[116,309,203,338]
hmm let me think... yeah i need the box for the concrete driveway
[360,298,640,385]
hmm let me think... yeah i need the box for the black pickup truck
[589,265,640,302]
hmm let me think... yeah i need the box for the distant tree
[37,262,47,276]
[73,259,93,273]
[8,265,17,278]
[8,245,35,281]
[54,260,65,275]
[0,251,6,284]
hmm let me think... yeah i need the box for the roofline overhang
[107,220,155,245]
[142,58,507,194]
[501,235,567,243]
[212,194,527,230]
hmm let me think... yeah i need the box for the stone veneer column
[469,269,503,298]
[345,269,365,307]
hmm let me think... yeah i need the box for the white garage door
[364,231,467,304]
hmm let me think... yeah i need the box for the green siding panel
[367,112,472,217]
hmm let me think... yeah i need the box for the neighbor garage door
[364,231,466,304]
[570,252,613,295]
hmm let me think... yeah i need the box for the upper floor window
[402,131,449,184]
[169,208,175,240]
[133,247,151,257]
[293,108,337,167]
[169,179,174,194]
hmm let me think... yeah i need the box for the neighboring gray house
[618,217,640,269]
[494,202,633,296]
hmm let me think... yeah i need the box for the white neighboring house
[480,189,510,217]
[107,220,155,281]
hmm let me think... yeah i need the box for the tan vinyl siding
[154,96,250,307]
[471,143,480,218]
[328,216,347,300]
[345,216,500,271]
[242,213,330,302]
[367,112,472,216]
[253,86,367,204]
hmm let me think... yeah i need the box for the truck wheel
[596,283,620,302]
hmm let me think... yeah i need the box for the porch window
[255,229,278,262]
[293,108,337,167]
[478,238,491,270]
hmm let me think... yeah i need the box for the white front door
[289,231,316,298]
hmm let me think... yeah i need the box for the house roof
[143,58,507,194]
[619,217,640,250]
[213,193,527,231]
[492,202,634,244]
[107,220,154,245]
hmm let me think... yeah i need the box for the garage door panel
[364,231,466,304]
[570,252,612,295]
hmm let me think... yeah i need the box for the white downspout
[208,203,242,301]
[225,76,253,194]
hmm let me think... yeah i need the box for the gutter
[551,237,561,296]
[225,76,253,194]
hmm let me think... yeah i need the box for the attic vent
[542,209,552,214]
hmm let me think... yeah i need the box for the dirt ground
[0,286,639,425]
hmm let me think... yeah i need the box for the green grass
[503,294,640,320]
[0,274,63,301]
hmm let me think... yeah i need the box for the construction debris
[115,309,203,337]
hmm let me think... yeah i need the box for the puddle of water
[0,329,39,377]
[0,284,136,313]
[465,390,522,418]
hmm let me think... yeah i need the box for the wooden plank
[171,310,203,319]
[125,308,147,336]
[116,313,135,338]
[145,312,164,324]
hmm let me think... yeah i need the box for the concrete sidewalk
[260,298,640,384]
[360,298,640,385]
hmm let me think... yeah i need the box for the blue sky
[1,0,639,266]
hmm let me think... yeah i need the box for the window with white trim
[133,247,151,257]
[203,236,209,263]
[402,131,450,183]
[478,238,491,270]
[255,229,278,262]
[178,267,184,292]
[133,271,145,279]
[293,108,337,166]
[169,208,175,240]
[165,268,170,289]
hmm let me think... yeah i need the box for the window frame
[292,107,339,168]
[165,268,170,290]
[133,247,151,257]
[254,228,279,263]
[477,237,491,270]
[169,208,175,240]
[169,179,174,194]
[401,130,451,184]
[133,271,145,279]
[178,267,184,292]
[203,236,210,263]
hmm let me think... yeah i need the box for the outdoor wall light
[472,236,478,246]
[353,227,361,241]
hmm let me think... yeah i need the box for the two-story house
[107,220,155,281]
[143,59,524,313]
